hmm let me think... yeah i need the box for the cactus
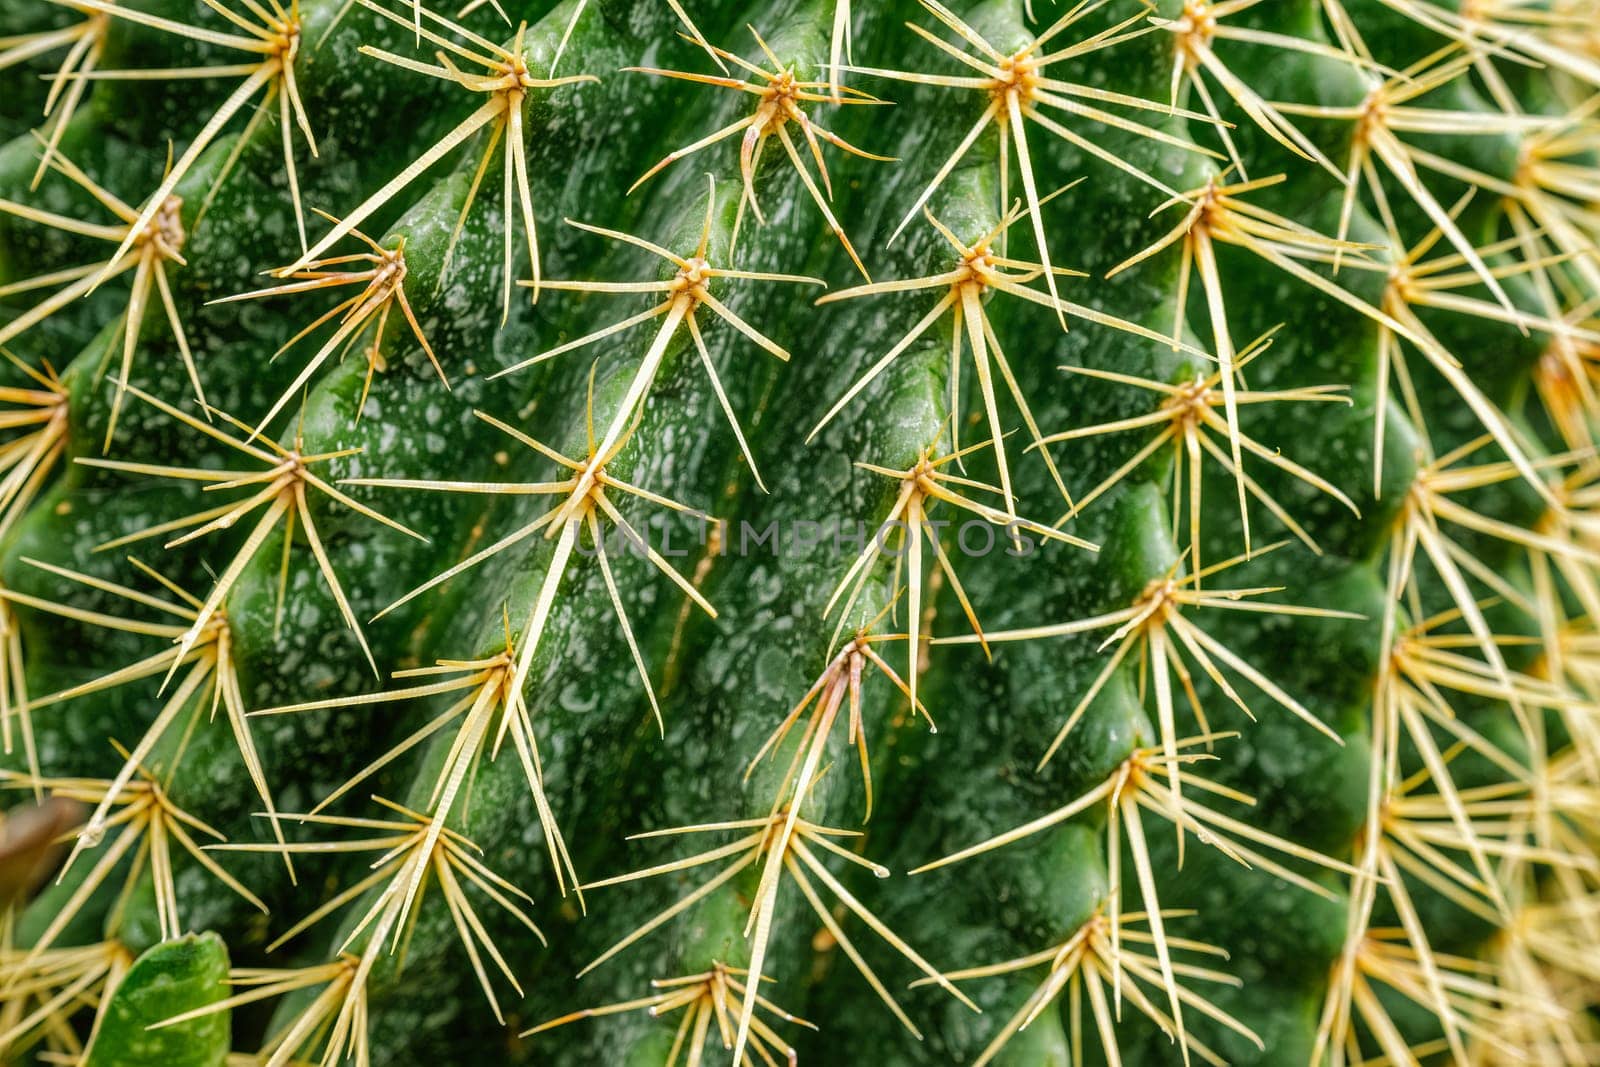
[0,0,1597,1064]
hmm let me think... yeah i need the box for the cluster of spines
[0,0,1595,1065]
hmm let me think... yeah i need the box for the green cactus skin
[83,933,230,1067]
[0,0,1597,1065]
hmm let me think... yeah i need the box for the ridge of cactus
[0,0,1598,1064]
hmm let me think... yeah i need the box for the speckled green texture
[84,933,229,1066]
[0,0,1594,1064]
